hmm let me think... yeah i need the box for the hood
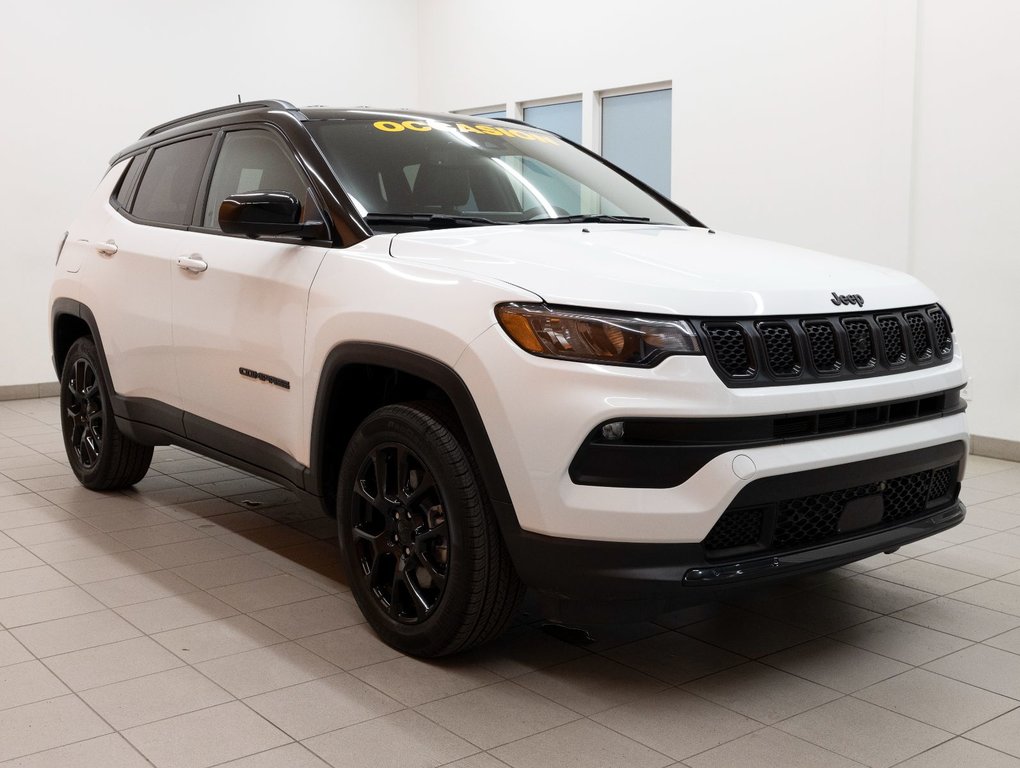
[388,225,935,316]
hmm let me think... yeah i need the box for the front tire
[337,402,524,657]
[59,337,153,490]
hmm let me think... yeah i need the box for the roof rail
[140,99,299,138]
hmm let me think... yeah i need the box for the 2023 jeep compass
[50,100,968,656]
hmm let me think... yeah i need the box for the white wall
[0,0,419,387]
[419,0,1020,442]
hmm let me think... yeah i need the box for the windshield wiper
[518,214,652,225]
[364,213,506,230]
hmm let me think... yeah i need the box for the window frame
[114,133,216,230]
[191,123,330,245]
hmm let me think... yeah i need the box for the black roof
[112,100,519,164]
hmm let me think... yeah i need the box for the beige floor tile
[924,644,1020,698]
[0,631,33,667]
[297,624,403,670]
[0,493,53,514]
[6,519,99,546]
[157,498,246,522]
[830,616,972,665]
[111,522,209,549]
[115,591,238,634]
[813,573,938,614]
[123,700,290,768]
[85,506,178,533]
[248,595,363,639]
[869,559,986,594]
[417,680,578,749]
[131,487,215,507]
[776,696,950,768]
[967,709,1020,759]
[351,655,502,707]
[53,551,162,584]
[892,596,1020,641]
[461,625,589,678]
[212,526,316,554]
[137,537,244,568]
[0,585,105,627]
[436,754,511,768]
[514,654,668,716]
[208,574,328,613]
[951,581,1020,616]
[894,737,1020,767]
[196,641,340,698]
[0,660,69,710]
[684,727,863,768]
[154,614,287,663]
[0,695,112,762]
[762,637,910,693]
[986,626,1020,654]
[960,532,1020,559]
[680,608,817,658]
[591,688,760,760]
[245,672,402,740]
[27,533,131,564]
[748,592,881,634]
[856,668,1016,733]
[80,666,234,730]
[189,510,276,534]
[919,544,1020,578]
[0,547,45,573]
[683,661,841,724]
[57,497,152,519]
[0,565,72,598]
[11,609,140,657]
[0,505,74,531]
[83,569,198,608]
[213,743,331,767]
[43,636,184,691]
[964,470,1020,496]
[491,718,670,768]
[171,554,284,589]
[305,709,478,768]
[0,733,153,767]
[603,631,744,685]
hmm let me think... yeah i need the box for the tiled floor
[0,397,1019,767]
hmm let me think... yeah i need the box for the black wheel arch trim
[309,342,522,534]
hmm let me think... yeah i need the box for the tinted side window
[202,131,309,230]
[113,155,144,210]
[131,135,213,226]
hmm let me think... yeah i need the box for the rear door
[171,127,329,463]
[78,135,214,411]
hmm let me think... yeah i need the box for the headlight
[495,303,701,366]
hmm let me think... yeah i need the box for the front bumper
[497,441,966,623]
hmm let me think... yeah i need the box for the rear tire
[337,402,524,657]
[59,337,153,490]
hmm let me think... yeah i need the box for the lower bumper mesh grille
[704,464,958,557]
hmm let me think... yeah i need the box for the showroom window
[471,109,506,119]
[202,130,309,230]
[522,100,582,144]
[130,135,213,226]
[601,87,672,196]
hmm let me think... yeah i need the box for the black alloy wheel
[65,356,104,470]
[59,337,153,490]
[350,443,450,623]
[337,402,524,657]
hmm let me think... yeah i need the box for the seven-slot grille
[700,305,952,387]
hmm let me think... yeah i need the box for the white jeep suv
[50,100,969,656]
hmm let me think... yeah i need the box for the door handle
[177,255,208,273]
[82,239,118,256]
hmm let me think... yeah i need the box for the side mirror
[218,191,327,240]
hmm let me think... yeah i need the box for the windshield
[306,115,689,230]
